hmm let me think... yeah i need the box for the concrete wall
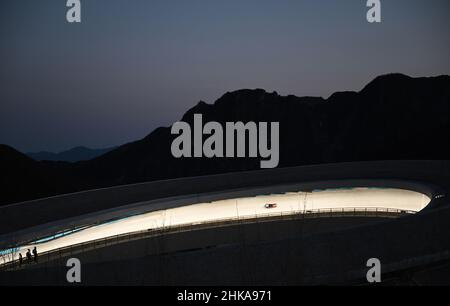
[1,160,448,240]
[2,202,450,285]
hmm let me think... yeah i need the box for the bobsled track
[1,160,450,285]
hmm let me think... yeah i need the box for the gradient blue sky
[1,0,449,152]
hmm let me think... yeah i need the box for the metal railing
[0,207,415,271]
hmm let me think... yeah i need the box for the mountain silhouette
[27,146,117,162]
[1,73,449,205]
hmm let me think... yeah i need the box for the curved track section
[0,187,431,265]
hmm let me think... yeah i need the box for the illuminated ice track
[0,188,431,265]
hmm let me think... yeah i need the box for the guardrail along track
[0,207,414,271]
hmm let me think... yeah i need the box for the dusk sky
[1,0,449,152]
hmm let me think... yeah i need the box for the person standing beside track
[26,249,32,263]
[32,247,38,263]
